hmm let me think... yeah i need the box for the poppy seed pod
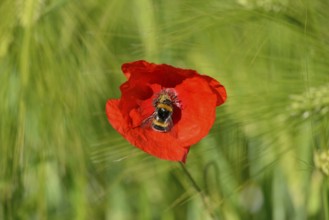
[106,60,227,162]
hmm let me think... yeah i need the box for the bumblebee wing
[140,113,155,129]
[164,117,174,132]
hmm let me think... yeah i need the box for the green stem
[179,162,217,220]
[323,177,329,220]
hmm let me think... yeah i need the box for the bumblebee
[142,89,179,132]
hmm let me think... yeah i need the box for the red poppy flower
[106,60,226,162]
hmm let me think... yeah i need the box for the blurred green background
[1,0,329,219]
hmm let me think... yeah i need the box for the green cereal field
[1,0,329,219]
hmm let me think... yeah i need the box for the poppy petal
[173,76,218,146]
[121,60,155,80]
[201,75,227,106]
[122,123,191,161]
[106,99,128,134]
[121,60,197,88]
[106,98,191,161]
